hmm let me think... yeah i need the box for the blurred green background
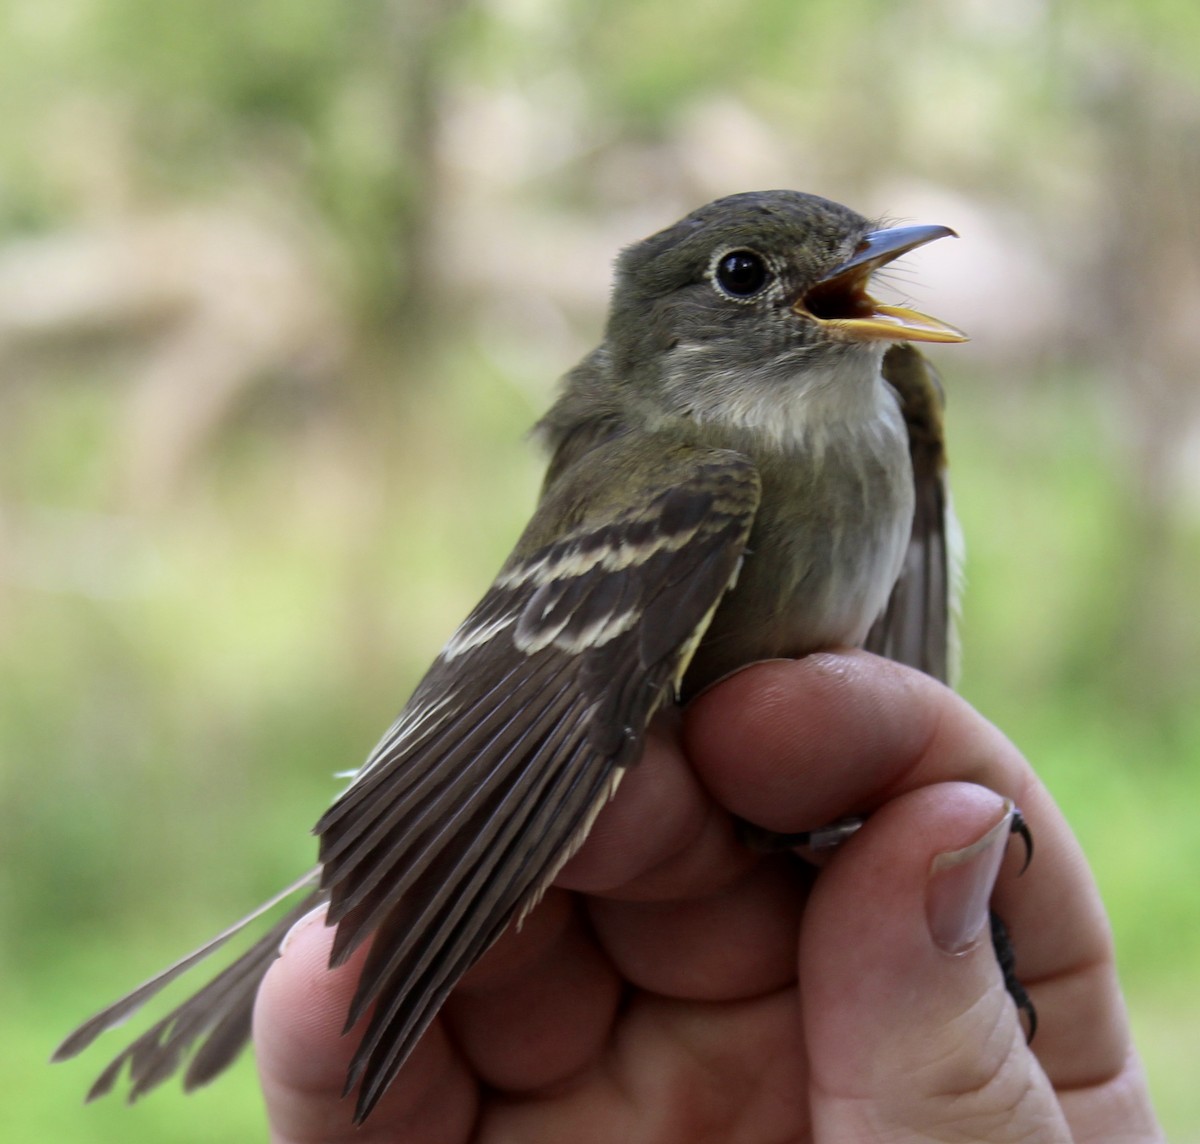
[3,0,1198,1139]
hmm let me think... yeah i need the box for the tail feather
[52,871,322,1101]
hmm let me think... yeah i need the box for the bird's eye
[713,250,770,298]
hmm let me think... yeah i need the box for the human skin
[254,651,1163,1144]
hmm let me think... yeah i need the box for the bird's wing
[317,437,759,1119]
[52,436,758,1121]
[863,344,962,684]
[55,441,759,1121]
[298,438,758,1117]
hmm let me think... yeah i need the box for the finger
[477,991,809,1143]
[587,855,806,1001]
[685,652,1140,1100]
[441,889,622,1093]
[555,717,757,902]
[685,652,990,830]
[802,781,1073,1142]
[254,909,476,1144]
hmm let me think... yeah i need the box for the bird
[54,189,971,1123]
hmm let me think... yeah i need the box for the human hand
[254,652,1163,1143]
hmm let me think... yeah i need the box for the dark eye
[714,249,770,298]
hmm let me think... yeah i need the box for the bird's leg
[736,816,865,855]
[989,908,1037,1041]
[736,809,1037,1037]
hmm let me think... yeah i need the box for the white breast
[678,349,916,692]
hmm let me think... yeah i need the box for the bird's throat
[667,343,888,456]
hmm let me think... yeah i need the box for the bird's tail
[52,869,323,1101]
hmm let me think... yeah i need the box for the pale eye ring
[713,249,771,298]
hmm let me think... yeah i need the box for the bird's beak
[796,224,967,343]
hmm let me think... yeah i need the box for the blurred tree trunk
[338,0,474,694]
[383,0,471,350]
[1083,57,1200,713]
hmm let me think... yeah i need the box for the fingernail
[926,800,1014,954]
[279,905,329,957]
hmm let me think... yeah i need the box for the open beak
[797,224,967,343]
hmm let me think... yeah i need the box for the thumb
[801,782,1069,1144]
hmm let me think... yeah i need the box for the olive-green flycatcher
[55,190,969,1122]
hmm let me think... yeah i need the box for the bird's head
[604,190,965,431]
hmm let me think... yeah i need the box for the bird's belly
[682,430,914,696]
[774,523,907,650]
